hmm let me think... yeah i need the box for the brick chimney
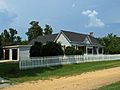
[89,32,94,37]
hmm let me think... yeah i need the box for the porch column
[97,47,99,55]
[86,47,88,55]
[102,48,104,54]
[75,45,78,50]
[9,49,12,60]
[17,48,20,60]
[3,49,5,60]
[92,48,93,54]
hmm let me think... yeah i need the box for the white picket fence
[19,54,120,70]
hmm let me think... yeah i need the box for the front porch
[73,45,103,55]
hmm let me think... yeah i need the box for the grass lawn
[0,60,120,83]
[97,81,120,90]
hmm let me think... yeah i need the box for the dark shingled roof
[62,30,101,46]
[61,30,87,42]
[29,30,101,46]
[61,30,99,45]
[89,36,99,44]
[29,34,58,45]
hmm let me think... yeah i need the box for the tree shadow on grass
[0,62,63,80]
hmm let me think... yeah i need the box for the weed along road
[1,67,120,90]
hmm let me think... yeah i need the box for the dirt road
[1,67,120,90]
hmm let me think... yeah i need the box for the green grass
[0,60,120,83]
[97,81,120,90]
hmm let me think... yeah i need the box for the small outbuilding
[3,45,31,61]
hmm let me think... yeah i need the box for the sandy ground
[1,67,120,90]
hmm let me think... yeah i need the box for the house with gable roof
[2,30,103,61]
[29,30,103,55]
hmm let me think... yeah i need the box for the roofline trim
[3,45,32,49]
[54,30,71,43]
[87,35,92,44]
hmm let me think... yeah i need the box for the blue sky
[0,0,120,39]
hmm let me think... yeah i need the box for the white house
[2,30,103,61]
[29,30,103,55]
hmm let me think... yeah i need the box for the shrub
[74,49,84,55]
[65,46,75,55]
[30,42,42,57]
[65,46,84,55]
[30,42,64,57]
[42,42,64,56]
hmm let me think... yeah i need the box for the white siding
[19,47,31,60]
[56,33,71,47]
[83,37,90,44]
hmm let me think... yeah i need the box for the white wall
[56,33,71,47]
[19,46,31,60]
[83,37,90,44]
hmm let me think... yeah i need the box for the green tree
[44,24,53,35]
[20,40,28,45]
[15,36,22,44]
[26,21,43,42]
[9,28,17,43]
[1,29,10,45]
[42,42,64,56]
[99,33,120,54]
[1,28,22,45]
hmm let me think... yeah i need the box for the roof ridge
[61,30,88,36]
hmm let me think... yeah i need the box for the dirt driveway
[1,67,120,90]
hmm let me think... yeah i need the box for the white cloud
[72,3,76,8]
[0,0,17,29]
[0,9,17,29]
[0,0,7,9]
[82,10,105,27]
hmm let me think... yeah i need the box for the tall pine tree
[26,21,43,41]
[44,24,53,35]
